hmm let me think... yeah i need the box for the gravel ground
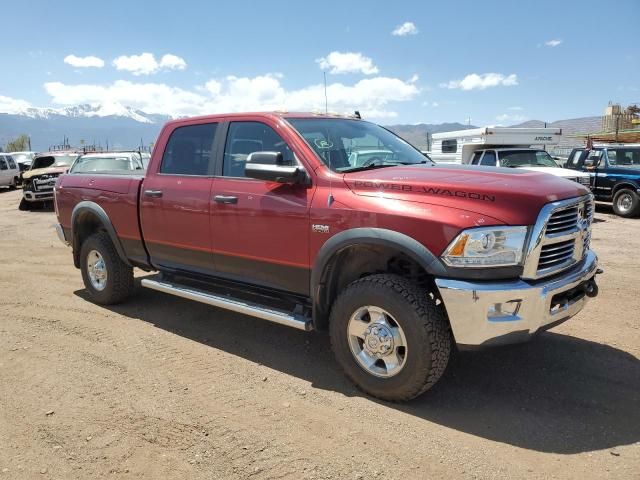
[0,188,638,479]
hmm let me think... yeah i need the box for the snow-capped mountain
[10,103,163,124]
[0,103,171,151]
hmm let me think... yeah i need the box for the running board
[141,278,313,331]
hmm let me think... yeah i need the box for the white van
[0,154,20,189]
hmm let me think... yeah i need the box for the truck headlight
[442,226,528,267]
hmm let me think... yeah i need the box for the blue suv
[566,145,640,217]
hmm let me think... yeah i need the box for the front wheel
[329,274,451,401]
[612,189,640,217]
[80,232,134,305]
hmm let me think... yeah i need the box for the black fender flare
[71,201,131,268]
[310,228,447,328]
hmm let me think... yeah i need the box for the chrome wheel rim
[87,250,107,291]
[617,193,633,213]
[347,306,408,378]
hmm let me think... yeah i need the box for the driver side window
[223,122,295,178]
[480,151,497,166]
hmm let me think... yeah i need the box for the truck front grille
[523,195,594,280]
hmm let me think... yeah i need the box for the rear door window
[160,123,218,175]
[6,156,17,169]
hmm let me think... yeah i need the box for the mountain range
[0,103,601,152]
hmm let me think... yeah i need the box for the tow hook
[584,279,599,298]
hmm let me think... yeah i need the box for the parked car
[0,154,20,189]
[9,151,37,174]
[469,148,592,187]
[69,152,146,174]
[20,151,80,210]
[565,144,640,217]
[54,112,600,401]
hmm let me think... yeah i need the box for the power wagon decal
[352,180,496,202]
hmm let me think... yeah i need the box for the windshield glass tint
[287,118,431,172]
[499,150,558,168]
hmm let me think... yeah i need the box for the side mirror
[245,151,305,184]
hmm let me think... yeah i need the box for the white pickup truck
[427,127,591,187]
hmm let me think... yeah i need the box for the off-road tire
[329,274,451,401]
[18,198,31,211]
[612,188,640,217]
[80,231,134,305]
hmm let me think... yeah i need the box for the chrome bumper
[435,250,599,347]
[54,223,70,247]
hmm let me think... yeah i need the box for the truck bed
[55,173,149,267]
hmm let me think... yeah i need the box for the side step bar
[141,278,313,331]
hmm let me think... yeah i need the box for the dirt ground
[0,188,638,480]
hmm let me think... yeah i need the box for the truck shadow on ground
[77,283,640,455]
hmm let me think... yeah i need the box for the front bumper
[23,189,54,202]
[435,250,599,347]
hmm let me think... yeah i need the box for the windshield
[31,154,79,170]
[287,118,432,172]
[499,150,558,168]
[11,153,34,164]
[70,155,144,174]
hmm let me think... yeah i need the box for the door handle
[214,195,238,204]
[143,190,163,198]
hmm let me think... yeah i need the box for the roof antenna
[323,71,334,207]
[323,72,328,114]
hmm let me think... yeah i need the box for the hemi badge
[312,224,330,234]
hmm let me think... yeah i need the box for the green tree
[5,134,30,152]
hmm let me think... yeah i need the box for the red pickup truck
[54,112,601,401]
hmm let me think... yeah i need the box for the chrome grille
[545,207,579,235]
[537,239,575,271]
[523,195,594,280]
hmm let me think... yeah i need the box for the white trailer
[428,127,562,164]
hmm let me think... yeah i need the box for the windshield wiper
[342,160,430,173]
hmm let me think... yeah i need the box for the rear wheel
[9,177,17,190]
[329,274,451,401]
[612,189,639,217]
[80,232,134,305]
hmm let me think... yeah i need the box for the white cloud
[43,73,419,119]
[508,106,523,111]
[112,52,187,75]
[392,22,418,36]
[159,54,187,70]
[316,51,379,75]
[496,113,527,123]
[0,95,32,114]
[544,39,562,47]
[64,54,105,68]
[441,73,518,90]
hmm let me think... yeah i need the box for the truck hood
[518,166,590,178]
[344,164,589,225]
[22,166,70,180]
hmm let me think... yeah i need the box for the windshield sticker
[314,139,334,149]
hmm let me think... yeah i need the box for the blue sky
[1,0,638,125]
